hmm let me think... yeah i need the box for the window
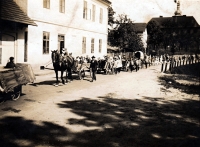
[0,50,1,59]
[24,32,28,62]
[43,0,50,9]
[43,32,50,54]
[89,9,91,20]
[0,34,2,64]
[0,34,1,45]
[92,4,96,22]
[59,0,65,13]
[83,1,87,19]
[91,38,94,53]
[99,8,103,23]
[99,39,102,53]
[82,37,86,54]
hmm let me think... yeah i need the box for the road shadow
[1,94,199,147]
[159,63,200,95]
[56,94,200,147]
[0,116,70,147]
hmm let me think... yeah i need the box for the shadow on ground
[159,63,200,95]
[1,94,199,147]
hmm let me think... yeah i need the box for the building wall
[142,28,147,52]
[0,26,26,66]
[136,29,147,53]
[25,0,109,66]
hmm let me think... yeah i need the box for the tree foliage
[108,14,144,52]
[108,5,115,27]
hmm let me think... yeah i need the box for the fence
[161,58,200,73]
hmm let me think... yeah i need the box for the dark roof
[133,23,147,33]
[149,15,199,28]
[107,45,119,51]
[98,0,111,5]
[0,0,37,26]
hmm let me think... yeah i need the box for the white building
[0,0,111,68]
[133,23,147,54]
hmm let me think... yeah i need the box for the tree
[146,20,163,51]
[108,14,144,52]
[108,5,115,27]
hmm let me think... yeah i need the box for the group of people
[6,50,199,84]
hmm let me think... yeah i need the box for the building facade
[133,23,147,54]
[147,15,200,54]
[146,1,200,55]
[0,0,111,67]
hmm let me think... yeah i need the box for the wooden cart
[0,63,35,102]
[72,62,90,80]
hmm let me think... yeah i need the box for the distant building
[0,0,111,67]
[133,23,147,53]
[147,1,200,54]
[147,15,200,54]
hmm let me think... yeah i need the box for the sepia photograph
[0,0,200,146]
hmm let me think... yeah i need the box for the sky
[111,0,200,24]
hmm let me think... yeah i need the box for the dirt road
[0,64,199,147]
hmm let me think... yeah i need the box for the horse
[51,50,74,86]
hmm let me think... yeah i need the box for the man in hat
[89,56,98,82]
[61,48,68,56]
[5,57,16,68]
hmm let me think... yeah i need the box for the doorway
[58,35,65,54]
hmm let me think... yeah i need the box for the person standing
[117,55,122,73]
[113,57,118,75]
[129,58,134,72]
[5,57,16,68]
[90,56,98,82]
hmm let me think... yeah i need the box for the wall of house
[16,29,26,63]
[142,28,147,53]
[0,26,26,66]
[25,0,109,66]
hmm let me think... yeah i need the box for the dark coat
[5,62,15,68]
[90,60,98,71]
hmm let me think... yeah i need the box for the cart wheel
[105,70,109,75]
[11,91,21,101]
[12,91,21,101]
[81,70,85,79]
[78,71,82,80]
[0,97,4,103]
[78,70,85,80]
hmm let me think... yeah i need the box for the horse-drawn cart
[72,62,90,80]
[0,63,35,102]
